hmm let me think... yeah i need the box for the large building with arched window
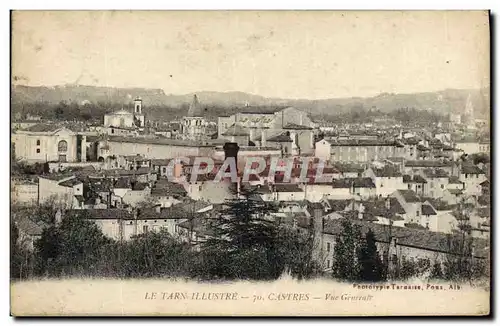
[12,124,87,163]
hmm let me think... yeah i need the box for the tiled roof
[405,160,452,168]
[329,139,401,147]
[372,167,402,178]
[461,165,485,175]
[448,176,463,184]
[267,132,293,143]
[274,184,303,193]
[423,168,449,178]
[151,181,187,197]
[421,198,455,211]
[222,124,250,137]
[151,159,171,166]
[58,178,82,187]
[397,189,420,203]
[421,204,437,216]
[68,209,134,220]
[332,177,375,189]
[324,199,351,212]
[23,123,61,133]
[114,178,131,189]
[15,216,48,236]
[132,182,149,191]
[447,189,463,195]
[403,175,427,184]
[282,123,313,130]
[477,207,490,218]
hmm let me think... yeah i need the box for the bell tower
[133,96,145,128]
[134,97,142,114]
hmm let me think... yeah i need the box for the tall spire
[187,94,202,117]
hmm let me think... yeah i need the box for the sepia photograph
[9,10,491,316]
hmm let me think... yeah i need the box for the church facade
[103,97,145,130]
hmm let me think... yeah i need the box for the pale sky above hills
[12,11,490,100]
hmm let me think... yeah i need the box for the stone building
[12,124,87,163]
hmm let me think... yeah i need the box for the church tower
[133,96,145,128]
[134,97,142,115]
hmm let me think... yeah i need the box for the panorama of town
[11,92,490,282]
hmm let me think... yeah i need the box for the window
[143,225,149,233]
[162,167,167,173]
[36,148,40,153]
[326,242,331,252]
[36,139,40,146]
[327,260,331,269]
[441,184,444,189]
[416,210,420,216]
[58,140,68,152]
[58,155,67,162]
[408,184,411,190]
[111,128,115,134]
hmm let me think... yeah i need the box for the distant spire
[187,94,203,117]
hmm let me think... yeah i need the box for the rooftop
[332,177,375,189]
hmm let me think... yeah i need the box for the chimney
[223,142,240,170]
[261,129,267,147]
[155,205,161,213]
[358,202,364,220]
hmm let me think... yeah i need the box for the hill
[11,84,490,119]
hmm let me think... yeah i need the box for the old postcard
[10,10,490,316]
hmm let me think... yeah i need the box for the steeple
[187,94,203,117]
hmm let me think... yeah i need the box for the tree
[332,219,362,281]
[358,229,386,282]
[118,230,194,278]
[34,210,112,277]
[430,261,443,279]
[272,225,320,280]
[198,185,281,280]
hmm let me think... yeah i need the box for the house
[11,178,38,206]
[390,189,423,225]
[402,160,454,176]
[421,168,449,198]
[151,179,187,207]
[267,184,306,202]
[12,124,88,163]
[13,214,48,251]
[151,159,173,177]
[403,174,428,197]
[364,166,405,197]
[419,198,459,234]
[459,164,487,196]
[315,138,405,163]
[38,174,84,209]
[331,178,376,200]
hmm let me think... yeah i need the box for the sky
[11,11,490,100]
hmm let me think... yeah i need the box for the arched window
[58,140,68,152]
[36,139,40,146]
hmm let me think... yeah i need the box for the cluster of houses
[11,95,490,272]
